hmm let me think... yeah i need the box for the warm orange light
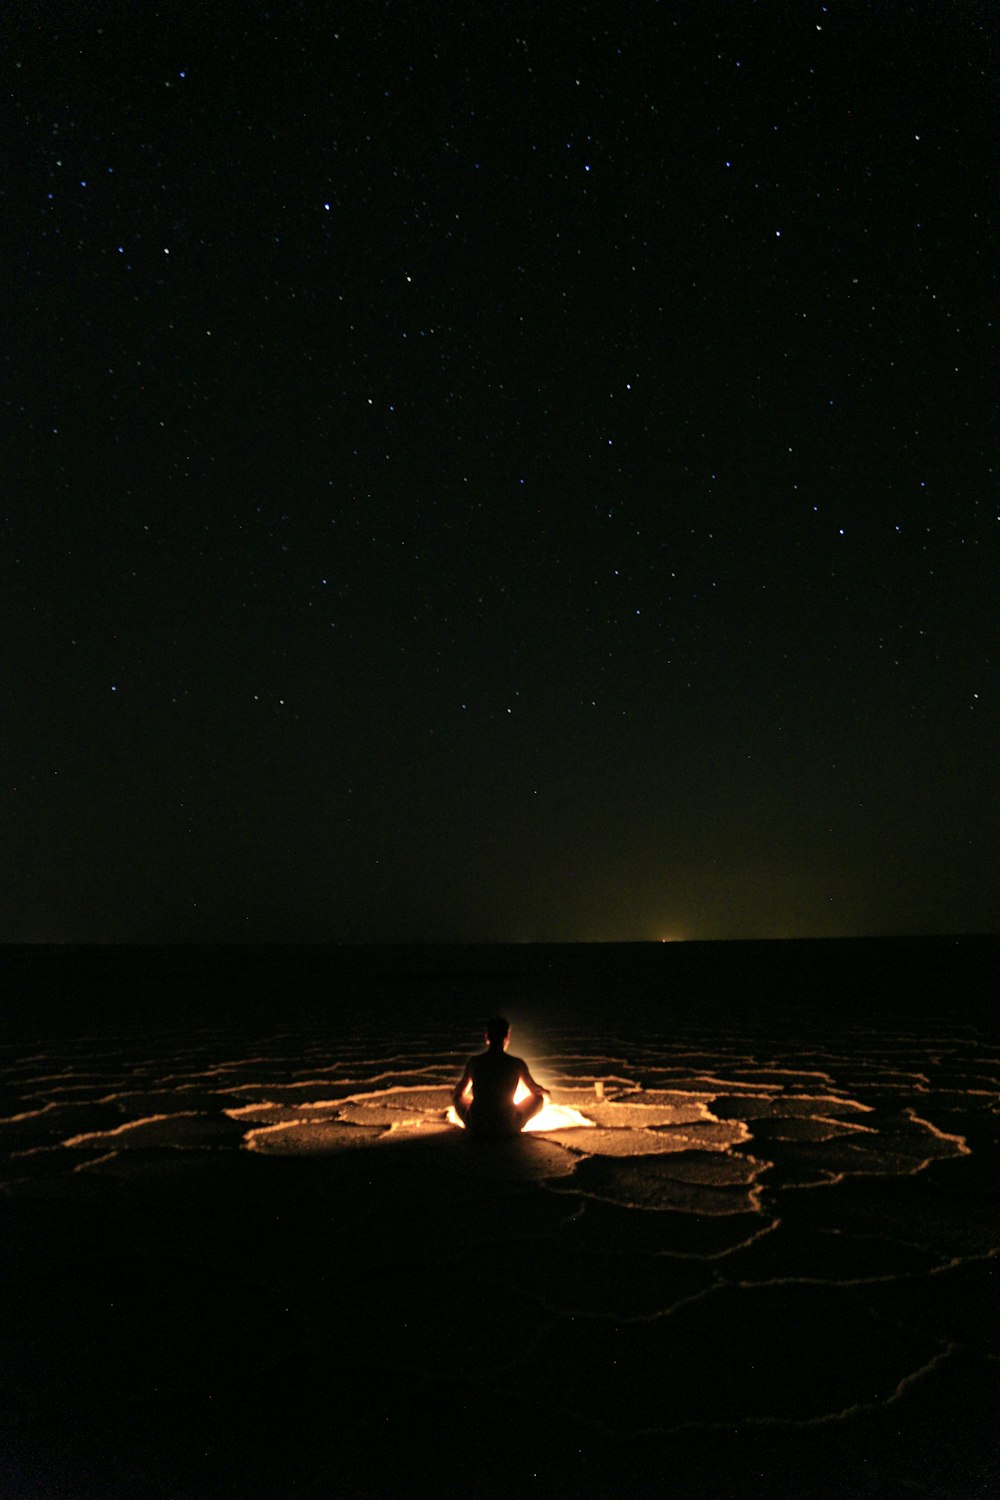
[448,1084,593,1134]
[524,1099,593,1131]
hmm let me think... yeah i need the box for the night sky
[7,2,997,943]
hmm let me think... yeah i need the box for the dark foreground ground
[2,938,998,1498]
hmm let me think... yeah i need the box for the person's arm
[453,1061,474,1107]
[518,1061,550,1099]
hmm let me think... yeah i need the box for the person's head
[485,1015,510,1051]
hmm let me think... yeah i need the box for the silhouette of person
[453,1016,549,1139]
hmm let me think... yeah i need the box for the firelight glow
[447,1078,594,1133]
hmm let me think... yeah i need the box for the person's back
[453,1016,548,1139]
[465,1048,525,1134]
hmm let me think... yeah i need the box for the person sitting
[452,1016,549,1139]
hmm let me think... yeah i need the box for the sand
[2,940,999,1497]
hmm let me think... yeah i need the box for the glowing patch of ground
[245,1121,386,1153]
[445,1099,595,1133]
[551,1150,769,1215]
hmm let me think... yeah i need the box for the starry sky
[6,1,998,943]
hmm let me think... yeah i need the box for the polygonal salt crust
[63,1113,248,1150]
[636,1076,766,1094]
[224,1102,324,1126]
[649,1150,765,1185]
[541,1121,749,1158]
[245,1121,387,1153]
[427,1134,580,1181]
[921,1114,991,1156]
[557,1196,775,1259]
[0,1105,129,1151]
[651,1120,751,1147]
[538,1127,694,1156]
[336,1084,452,1108]
[550,1152,766,1215]
[90,1090,232,1115]
[864,1110,968,1150]
[754,1160,842,1190]
[730,1069,840,1085]
[335,1101,425,1126]
[528,1084,606,1103]
[577,1099,713,1128]
[931,1072,1000,1094]
[710,1094,869,1120]
[765,1139,945,1178]
[339,1070,448,1091]
[373,1086,455,1109]
[747,1116,867,1143]
[926,1089,1000,1113]
[620,1087,728,1108]
[626,1092,719,1104]
[537,1060,632,1080]
[221,1080,362,1102]
[335,1090,453,1126]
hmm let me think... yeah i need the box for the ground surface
[2,942,999,1497]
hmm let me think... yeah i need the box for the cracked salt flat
[0,1024,978,1204]
[1,1009,996,1452]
